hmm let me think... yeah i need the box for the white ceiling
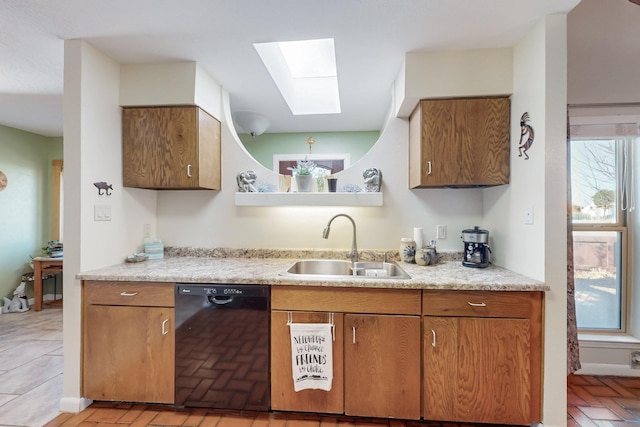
[0,0,584,137]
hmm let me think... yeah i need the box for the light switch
[94,204,112,221]
[524,205,534,225]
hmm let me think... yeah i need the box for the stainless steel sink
[352,261,411,279]
[282,259,410,280]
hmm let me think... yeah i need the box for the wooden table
[32,257,63,311]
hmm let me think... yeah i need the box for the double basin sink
[282,259,411,280]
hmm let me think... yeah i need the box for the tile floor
[5,308,640,426]
[0,307,63,427]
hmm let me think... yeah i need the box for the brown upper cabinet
[409,96,510,188]
[122,106,221,190]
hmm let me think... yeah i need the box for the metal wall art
[93,181,113,195]
[518,112,535,160]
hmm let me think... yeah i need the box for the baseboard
[27,293,59,306]
[576,362,640,377]
[59,396,93,413]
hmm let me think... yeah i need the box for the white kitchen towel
[289,322,333,392]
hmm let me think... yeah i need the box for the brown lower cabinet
[344,314,421,419]
[82,281,175,404]
[423,290,543,425]
[80,281,542,425]
[271,286,422,420]
[273,287,542,424]
[271,311,345,414]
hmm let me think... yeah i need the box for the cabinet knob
[120,291,138,297]
[427,161,432,175]
[162,319,169,335]
[352,326,356,344]
[431,329,436,347]
[187,164,192,178]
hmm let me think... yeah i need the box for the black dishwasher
[175,283,270,410]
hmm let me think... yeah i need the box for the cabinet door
[410,97,510,188]
[344,314,421,419]
[271,311,344,414]
[83,305,174,403]
[123,107,198,189]
[197,108,222,190]
[423,317,458,421]
[424,316,532,425]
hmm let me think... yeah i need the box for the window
[570,133,631,331]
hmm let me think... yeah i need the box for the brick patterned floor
[45,374,640,426]
[568,375,640,426]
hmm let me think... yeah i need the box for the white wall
[120,62,198,108]
[157,89,484,252]
[61,40,157,412]
[120,62,222,121]
[483,33,548,280]
[484,15,568,427]
[567,0,640,105]
[542,14,570,427]
[395,48,513,117]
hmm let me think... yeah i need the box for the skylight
[254,38,341,115]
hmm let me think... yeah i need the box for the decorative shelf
[235,192,383,207]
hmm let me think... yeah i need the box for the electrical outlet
[143,223,151,238]
[631,351,640,369]
[437,225,446,239]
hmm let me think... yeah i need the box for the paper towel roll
[413,227,423,249]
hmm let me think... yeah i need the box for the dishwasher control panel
[176,283,269,298]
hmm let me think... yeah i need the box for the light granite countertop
[77,248,548,291]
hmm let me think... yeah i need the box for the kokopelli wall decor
[518,112,535,160]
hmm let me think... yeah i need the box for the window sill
[579,333,640,349]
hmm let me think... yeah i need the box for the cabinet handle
[352,326,356,344]
[162,319,169,335]
[427,161,432,175]
[120,291,138,297]
[468,301,487,307]
[187,164,192,177]
[431,329,436,347]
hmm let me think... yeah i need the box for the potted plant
[288,158,316,192]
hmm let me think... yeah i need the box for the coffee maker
[461,226,491,268]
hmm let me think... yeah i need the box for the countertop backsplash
[164,246,463,263]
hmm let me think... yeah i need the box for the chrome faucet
[322,214,358,262]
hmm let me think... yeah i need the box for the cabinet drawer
[84,281,174,307]
[272,286,421,315]
[423,290,538,318]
